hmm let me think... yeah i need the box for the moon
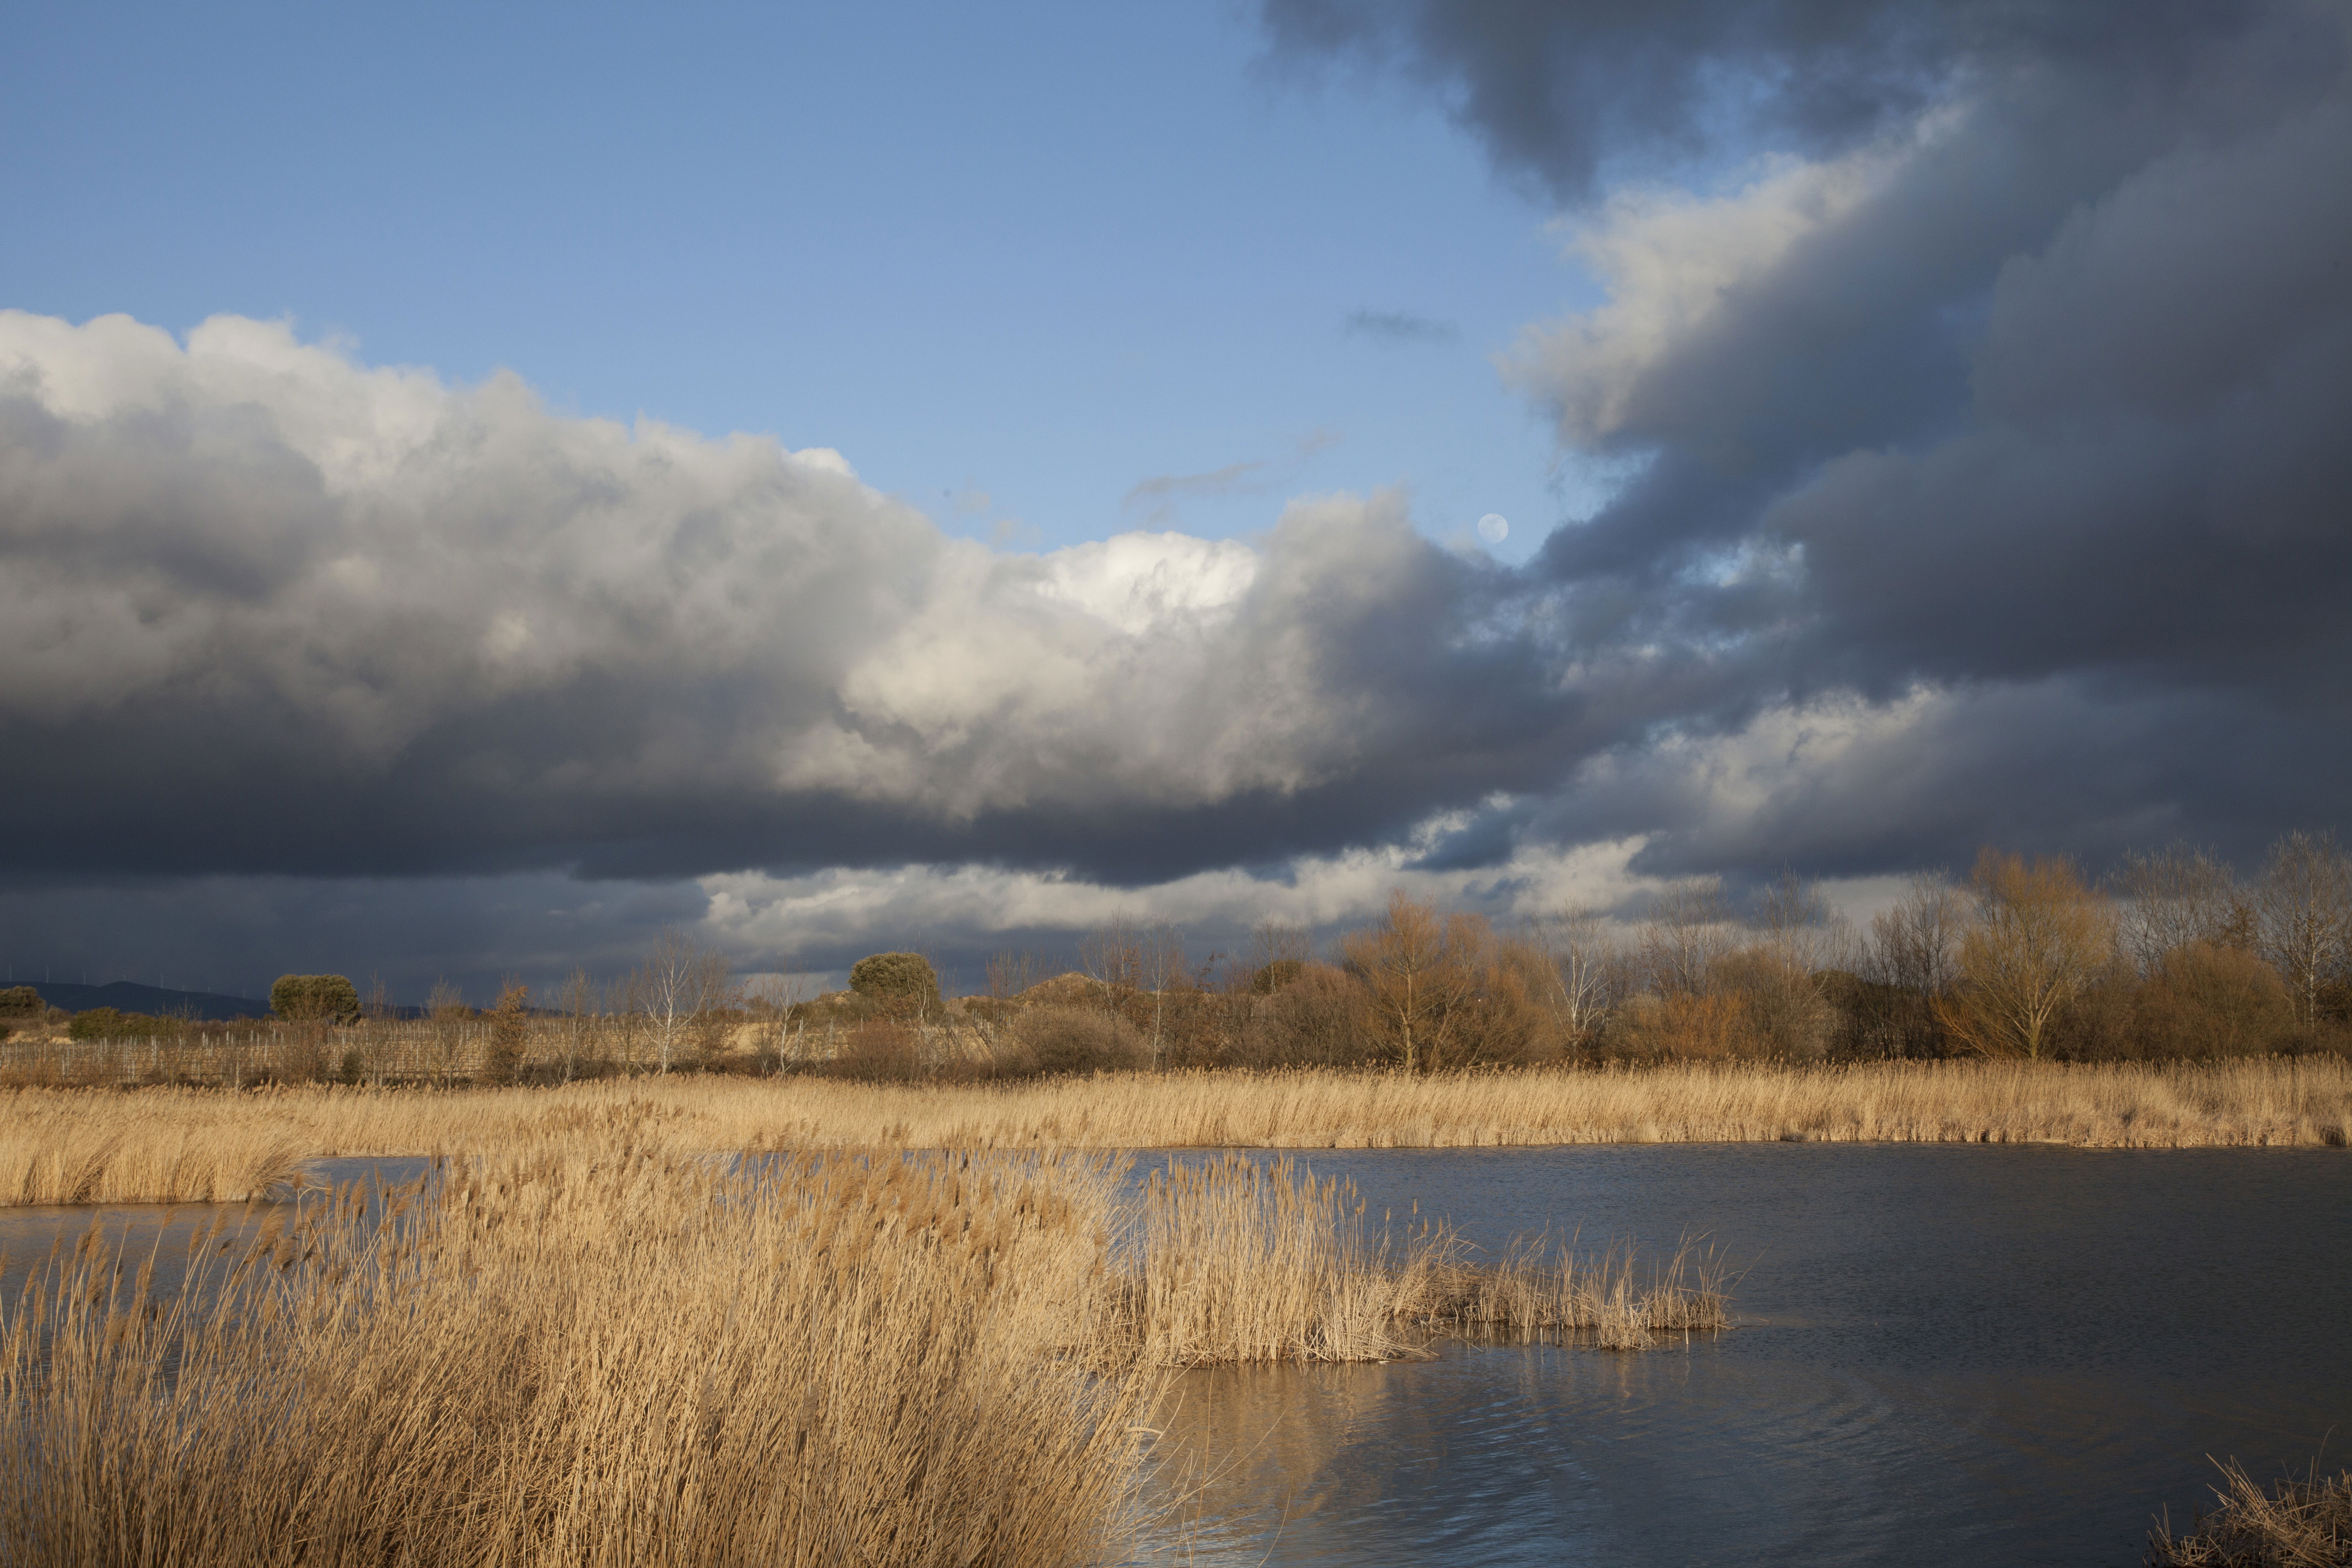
[1476,513,1509,544]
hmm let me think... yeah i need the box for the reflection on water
[1132,1145,2350,1567]
[0,1157,437,1308]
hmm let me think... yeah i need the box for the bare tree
[358,974,393,1086]
[1339,890,1484,1072]
[1863,873,1967,998]
[2254,829,2352,1025]
[1078,915,1143,1015]
[427,978,467,1086]
[1252,921,1314,963]
[634,931,731,1074]
[2112,843,2245,972]
[1756,870,1855,977]
[985,950,1042,1000]
[1636,878,1734,997]
[1135,923,1187,1066]
[607,969,646,1071]
[1938,849,2115,1059]
[741,969,812,1070]
[1531,905,1622,1042]
[558,966,595,1083]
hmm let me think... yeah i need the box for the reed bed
[0,1144,1721,1566]
[1125,1154,1725,1361]
[1,1057,2343,1207]
[2148,1459,2352,1566]
[2,1145,1145,1566]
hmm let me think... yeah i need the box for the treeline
[787,830,2350,1079]
[7,832,2346,1088]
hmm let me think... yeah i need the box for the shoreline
[3,1058,2346,1207]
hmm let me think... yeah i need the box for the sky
[3,0,2348,1001]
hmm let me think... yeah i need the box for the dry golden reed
[1124,1154,1725,1362]
[2148,1458,2352,1566]
[3,1145,1149,1567]
[2,1057,2345,1207]
[0,1142,1720,1566]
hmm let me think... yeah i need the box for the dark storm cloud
[0,312,1689,890]
[1260,0,2311,202]
[5,0,2349,997]
[1264,0,2352,877]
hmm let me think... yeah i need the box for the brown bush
[827,1019,928,1081]
[1146,984,1246,1069]
[1012,1006,1145,1075]
[1242,962,1376,1068]
[1819,970,1951,1059]
[266,1027,333,1086]
[1605,990,1758,1060]
[1426,939,1563,1068]
[2130,942,2303,1059]
[1018,972,1107,1008]
[1712,947,1836,1060]
[2048,961,2141,1060]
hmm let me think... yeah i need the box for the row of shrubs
[785,863,2352,1079]
[791,966,2349,1085]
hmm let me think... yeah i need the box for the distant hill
[11,980,273,1022]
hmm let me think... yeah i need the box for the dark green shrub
[69,1007,129,1040]
[67,1008,179,1041]
[0,985,41,1017]
[271,974,361,1023]
[848,953,939,1013]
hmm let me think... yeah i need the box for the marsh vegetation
[2148,1459,2352,1566]
[0,1142,1721,1565]
[0,1056,2344,1208]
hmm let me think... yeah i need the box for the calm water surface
[1132,1145,2351,1567]
[0,1157,434,1304]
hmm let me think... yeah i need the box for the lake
[1134,1144,2351,1566]
[3,1144,2341,1565]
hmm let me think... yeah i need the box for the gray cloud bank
[1270,0,2352,872]
[0,314,1618,888]
[5,0,2350,987]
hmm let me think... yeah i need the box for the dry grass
[2149,1459,2352,1566]
[1122,1155,1726,1363]
[0,1091,308,1204]
[2,1144,1150,1567]
[1,1057,2344,1207]
[0,1143,1719,1566]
